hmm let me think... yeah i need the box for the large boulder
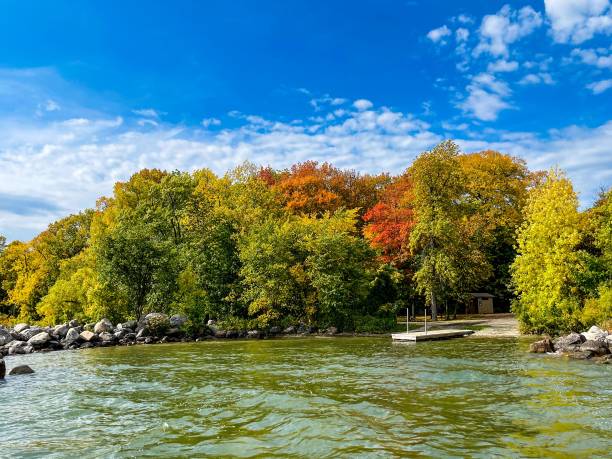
[580,339,609,356]
[94,318,114,334]
[28,332,51,347]
[21,327,45,341]
[553,332,584,352]
[53,324,70,339]
[247,330,261,339]
[529,337,554,353]
[79,330,97,342]
[9,365,34,375]
[13,323,30,333]
[169,315,187,328]
[143,313,170,337]
[8,340,28,355]
[0,327,14,346]
[581,325,608,343]
[64,328,81,344]
[99,332,116,344]
[118,320,138,331]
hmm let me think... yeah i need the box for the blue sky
[0,0,611,241]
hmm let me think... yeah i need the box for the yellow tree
[511,170,586,333]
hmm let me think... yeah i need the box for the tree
[409,140,490,320]
[511,170,588,334]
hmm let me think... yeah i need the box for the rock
[297,324,312,334]
[247,330,261,339]
[581,325,607,343]
[225,330,239,339]
[68,319,79,328]
[283,326,296,334]
[325,326,338,335]
[553,332,584,352]
[118,320,137,331]
[114,329,129,340]
[80,342,94,349]
[8,365,34,375]
[0,327,14,346]
[94,318,114,334]
[580,339,609,356]
[568,351,592,360]
[53,324,70,338]
[144,337,154,344]
[64,328,81,344]
[8,341,27,355]
[529,337,553,353]
[99,332,115,343]
[142,313,170,337]
[83,323,95,332]
[13,323,30,333]
[169,315,187,328]
[594,354,612,364]
[0,358,5,378]
[20,327,45,340]
[136,328,149,339]
[166,327,181,337]
[213,329,227,338]
[207,319,216,326]
[79,330,97,342]
[28,332,51,347]
[269,326,281,335]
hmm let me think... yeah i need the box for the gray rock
[0,327,14,346]
[53,324,70,338]
[169,315,187,328]
[568,351,592,360]
[0,358,5,378]
[114,329,129,340]
[99,332,115,343]
[297,324,312,334]
[20,327,44,340]
[213,329,227,338]
[136,328,149,339]
[207,319,216,326]
[79,330,97,342]
[143,312,169,324]
[118,320,137,331]
[68,319,79,328]
[94,318,114,334]
[225,330,239,339]
[580,339,609,356]
[581,325,608,343]
[28,332,51,347]
[325,326,339,335]
[269,326,281,335]
[283,326,296,334]
[553,332,584,352]
[9,365,34,375]
[166,327,181,337]
[8,340,27,355]
[247,330,261,339]
[529,337,553,353]
[13,323,30,333]
[64,328,81,344]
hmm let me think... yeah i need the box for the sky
[0,0,611,241]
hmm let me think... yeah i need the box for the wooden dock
[391,329,474,342]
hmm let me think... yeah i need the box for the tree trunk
[431,294,438,320]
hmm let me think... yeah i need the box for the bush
[147,314,171,336]
[352,314,396,333]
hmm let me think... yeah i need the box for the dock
[391,329,475,342]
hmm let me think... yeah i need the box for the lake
[1,337,611,458]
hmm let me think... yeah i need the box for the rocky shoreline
[529,325,612,364]
[0,313,340,361]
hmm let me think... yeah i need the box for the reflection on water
[1,337,611,458]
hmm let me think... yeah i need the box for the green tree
[511,170,587,334]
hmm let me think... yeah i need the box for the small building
[467,293,495,314]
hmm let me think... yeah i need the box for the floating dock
[391,329,474,342]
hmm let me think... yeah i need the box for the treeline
[0,140,610,334]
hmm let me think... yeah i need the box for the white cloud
[571,47,612,68]
[132,108,163,118]
[474,5,543,58]
[201,117,221,128]
[44,99,60,112]
[519,72,555,85]
[545,0,612,44]
[487,60,519,73]
[455,14,474,24]
[309,95,347,111]
[587,78,612,93]
[353,99,373,111]
[459,73,512,121]
[455,28,470,42]
[427,25,451,44]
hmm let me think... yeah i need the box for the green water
[1,337,611,458]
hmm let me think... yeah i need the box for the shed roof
[470,292,495,298]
